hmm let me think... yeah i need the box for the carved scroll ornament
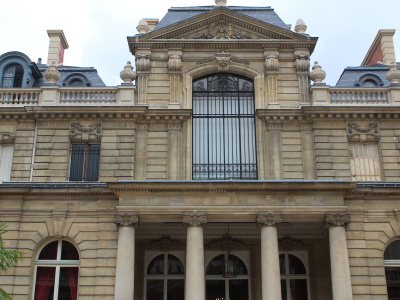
[70,122,102,141]
[183,215,208,227]
[256,213,282,227]
[325,214,351,227]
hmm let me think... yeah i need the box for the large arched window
[279,253,310,300]
[145,254,185,300]
[206,254,249,300]
[2,64,23,88]
[33,240,79,300]
[192,73,257,180]
[384,240,400,299]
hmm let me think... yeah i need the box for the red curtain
[67,267,79,300]
[34,267,55,300]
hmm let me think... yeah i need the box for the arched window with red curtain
[34,240,79,300]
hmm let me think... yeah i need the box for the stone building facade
[0,1,400,300]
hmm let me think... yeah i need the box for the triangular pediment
[138,7,310,41]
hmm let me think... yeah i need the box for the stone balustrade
[311,85,400,106]
[0,85,136,107]
[0,89,41,105]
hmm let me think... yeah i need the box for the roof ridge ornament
[215,0,227,5]
[294,19,307,34]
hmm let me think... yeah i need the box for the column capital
[257,213,282,227]
[183,215,207,227]
[114,214,139,227]
[325,213,351,227]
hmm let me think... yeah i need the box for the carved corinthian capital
[325,214,351,227]
[114,214,139,227]
[257,213,282,227]
[183,215,208,227]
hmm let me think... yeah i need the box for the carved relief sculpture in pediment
[347,122,380,142]
[185,21,256,39]
[70,122,102,141]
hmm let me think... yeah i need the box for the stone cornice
[108,180,354,194]
[0,107,192,122]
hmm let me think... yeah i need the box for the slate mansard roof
[33,64,106,87]
[154,6,290,31]
[336,62,400,87]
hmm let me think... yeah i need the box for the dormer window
[362,79,378,87]
[2,64,23,88]
[69,78,84,87]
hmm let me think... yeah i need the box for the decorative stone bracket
[264,51,280,108]
[69,122,102,141]
[168,52,183,108]
[347,122,380,142]
[295,51,311,105]
[136,51,151,105]
[52,209,68,237]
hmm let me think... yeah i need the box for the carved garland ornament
[114,214,139,227]
[197,50,249,67]
[347,122,379,142]
[325,214,351,227]
[186,21,255,39]
[70,122,102,140]
[256,213,282,226]
[183,215,208,227]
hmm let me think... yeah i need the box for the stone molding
[70,121,102,141]
[347,122,379,142]
[114,214,139,227]
[183,215,208,227]
[256,213,282,227]
[278,237,302,251]
[325,214,351,227]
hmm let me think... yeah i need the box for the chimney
[362,29,396,66]
[46,30,69,66]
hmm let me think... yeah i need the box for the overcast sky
[1,0,399,86]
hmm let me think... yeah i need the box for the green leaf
[0,288,12,300]
[0,222,25,274]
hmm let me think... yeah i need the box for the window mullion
[54,266,61,300]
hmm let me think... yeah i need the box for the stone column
[114,214,139,300]
[325,214,353,300]
[183,215,207,300]
[257,213,282,300]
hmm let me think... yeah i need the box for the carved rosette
[325,214,351,227]
[256,213,282,227]
[386,62,400,84]
[44,61,61,83]
[265,55,279,73]
[309,61,326,83]
[183,215,208,227]
[294,19,307,34]
[120,61,137,83]
[168,55,183,73]
[136,54,151,72]
[295,54,310,72]
[114,214,139,227]
[70,122,102,141]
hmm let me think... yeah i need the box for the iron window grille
[2,64,23,88]
[69,143,100,181]
[192,73,257,180]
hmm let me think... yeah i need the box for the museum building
[0,0,400,299]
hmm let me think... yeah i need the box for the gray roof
[33,65,106,87]
[336,63,400,87]
[154,6,290,31]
